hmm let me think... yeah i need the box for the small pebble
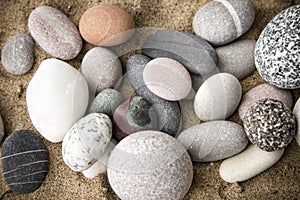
[1,130,49,194]
[1,34,34,75]
[193,0,255,46]
[219,144,284,183]
[26,58,89,143]
[107,131,193,200]
[194,73,242,121]
[177,121,248,162]
[81,47,122,94]
[142,30,217,74]
[216,39,256,80]
[79,4,135,46]
[28,6,82,60]
[238,83,293,121]
[255,5,300,89]
[293,98,300,146]
[0,114,4,142]
[143,58,192,101]
[244,98,296,152]
[62,113,112,172]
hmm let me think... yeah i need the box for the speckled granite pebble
[255,5,300,89]
[1,130,49,194]
[238,83,293,121]
[62,113,112,172]
[1,34,34,75]
[193,0,255,46]
[142,30,217,74]
[216,39,256,80]
[107,131,193,200]
[293,98,300,146]
[244,98,296,152]
[28,6,82,60]
[177,121,248,162]
[194,73,242,121]
[0,114,4,142]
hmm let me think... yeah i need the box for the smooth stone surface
[238,83,293,121]
[177,121,248,162]
[26,58,89,143]
[81,47,122,94]
[193,0,255,46]
[142,30,217,74]
[62,113,112,172]
[82,139,117,178]
[28,6,82,60]
[107,131,193,200]
[1,130,49,194]
[1,34,34,75]
[143,58,192,101]
[126,54,181,136]
[0,114,4,142]
[79,4,135,46]
[194,73,242,121]
[293,98,300,146]
[219,144,284,183]
[216,39,256,80]
[88,88,124,117]
[244,98,296,152]
[255,5,300,89]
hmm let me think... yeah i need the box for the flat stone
[177,121,248,162]
[193,0,255,46]
[28,6,82,60]
[26,58,89,143]
[1,34,34,75]
[0,114,4,142]
[142,30,217,74]
[238,83,293,121]
[293,98,300,146]
[62,113,112,172]
[194,73,242,121]
[1,130,49,194]
[216,39,256,80]
[219,144,284,183]
[255,5,300,89]
[107,131,193,200]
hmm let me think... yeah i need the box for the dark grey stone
[141,30,217,75]
[1,130,49,194]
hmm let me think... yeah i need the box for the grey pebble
[0,114,4,142]
[293,98,300,146]
[1,34,34,75]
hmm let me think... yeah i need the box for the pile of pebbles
[0,1,299,199]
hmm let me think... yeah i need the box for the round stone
[107,131,193,200]
[0,114,4,142]
[255,5,300,89]
[79,4,135,46]
[1,34,34,75]
[293,98,300,146]
[1,130,49,194]
[244,98,296,152]
[28,6,82,60]
[143,57,192,101]
[62,113,112,172]
[193,0,255,46]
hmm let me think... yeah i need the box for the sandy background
[0,0,300,199]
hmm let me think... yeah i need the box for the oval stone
[216,39,256,80]
[177,121,248,162]
[62,113,112,172]
[238,83,293,121]
[107,131,193,200]
[28,6,82,60]
[194,73,242,121]
[0,114,4,142]
[293,98,300,146]
[219,144,284,183]
[1,130,49,194]
[255,5,300,89]
[143,58,192,101]
[142,30,217,75]
[193,0,255,46]
[26,58,89,143]
[79,4,135,46]
[1,34,34,75]
[81,47,122,94]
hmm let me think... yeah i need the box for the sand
[0,0,300,199]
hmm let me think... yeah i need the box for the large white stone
[26,58,89,143]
